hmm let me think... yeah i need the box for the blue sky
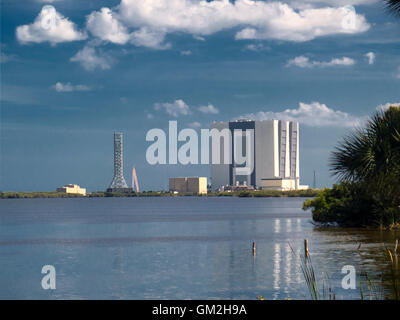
[1,0,399,192]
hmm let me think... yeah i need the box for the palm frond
[385,0,400,16]
[330,106,400,183]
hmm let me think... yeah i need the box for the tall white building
[210,119,307,191]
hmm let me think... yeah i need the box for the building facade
[56,184,86,196]
[169,177,208,194]
[210,119,307,191]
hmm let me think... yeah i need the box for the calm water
[0,197,398,300]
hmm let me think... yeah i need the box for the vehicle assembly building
[210,119,308,191]
[169,177,208,194]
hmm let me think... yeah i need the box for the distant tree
[330,106,400,183]
[305,106,400,228]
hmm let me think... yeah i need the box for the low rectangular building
[56,184,86,196]
[169,177,207,194]
[261,178,309,191]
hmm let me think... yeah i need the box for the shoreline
[0,189,320,199]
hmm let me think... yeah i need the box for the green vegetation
[212,189,319,198]
[304,106,400,228]
[1,189,320,199]
[385,246,400,300]
[293,240,399,300]
[0,192,85,199]
[89,191,173,197]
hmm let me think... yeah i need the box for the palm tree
[330,106,400,182]
[385,0,400,16]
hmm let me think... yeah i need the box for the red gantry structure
[132,167,140,193]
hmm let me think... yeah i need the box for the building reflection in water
[296,218,302,232]
[274,219,281,234]
[273,242,281,299]
[286,218,292,233]
[272,218,304,299]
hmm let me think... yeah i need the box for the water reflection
[273,243,281,299]
[274,219,281,234]
[286,219,292,233]
[296,218,302,232]
[1,197,398,299]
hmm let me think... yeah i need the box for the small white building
[56,184,86,196]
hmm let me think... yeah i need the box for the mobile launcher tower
[107,132,132,193]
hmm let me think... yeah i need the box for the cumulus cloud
[16,5,86,45]
[86,7,170,49]
[288,0,378,7]
[238,102,363,128]
[85,0,369,49]
[180,50,192,56]
[244,43,270,52]
[376,102,400,111]
[188,121,202,129]
[365,52,375,65]
[86,7,130,44]
[154,99,191,117]
[286,56,355,68]
[193,35,205,41]
[130,27,170,49]
[51,82,91,92]
[70,45,112,71]
[198,103,219,114]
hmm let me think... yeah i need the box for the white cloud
[85,0,369,49]
[193,35,205,41]
[16,5,86,45]
[180,50,192,56]
[198,103,219,114]
[244,43,270,52]
[188,121,202,129]
[86,8,170,49]
[51,82,91,92]
[376,102,400,111]
[86,8,130,44]
[288,0,378,8]
[70,45,112,71]
[365,52,375,65]
[35,0,63,3]
[130,27,170,49]
[154,99,191,117]
[233,3,370,41]
[238,102,363,128]
[286,56,355,68]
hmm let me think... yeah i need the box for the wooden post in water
[252,241,256,256]
[395,239,398,254]
[304,239,309,259]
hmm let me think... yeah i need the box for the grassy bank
[294,239,400,300]
[0,192,85,199]
[0,189,320,199]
